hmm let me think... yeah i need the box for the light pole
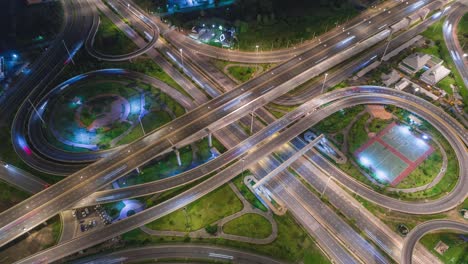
[62,40,75,65]
[28,99,45,126]
[250,110,255,135]
[179,48,184,68]
[321,176,332,197]
[241,158,245,177]
[139,116,146,136]
[255,45,259,53]
[321,73,329,94]
[381,29,393,62]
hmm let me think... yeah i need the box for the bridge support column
[175,149,182,167]
[208,132,213,148]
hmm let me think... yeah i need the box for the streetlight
[241,158,245,177]
[255,45,259,53]
[321,73,329,94]
[179,48,183,68]
[139,116,146,136]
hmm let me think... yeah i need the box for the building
[420,64,451,85]
[408,114,423,126]
[381,69,401,86]
[395,78,410,91]
[398,53,431,75]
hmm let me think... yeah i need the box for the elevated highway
[13,87,468,263]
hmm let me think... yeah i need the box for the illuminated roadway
[14,86,468,263]
[443,5,468,88]
[401,220,468,264]
[134,0,445,63]
[71,244,285,264]
[1,0,464,260]
[10,0,452,175]
[84,0,159,61]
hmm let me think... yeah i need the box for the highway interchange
[0,0,466,263]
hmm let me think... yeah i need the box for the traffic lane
[275,1,454,106]
[156,0,437,63]
[401,220,468,264]
[71,244,284,264]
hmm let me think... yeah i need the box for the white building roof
[421,64,451,85]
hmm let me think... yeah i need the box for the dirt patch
[0,217,60,263]
[366,105,392,120]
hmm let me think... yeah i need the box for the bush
[205,224,218,235]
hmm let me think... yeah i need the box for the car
[1,161,8,168]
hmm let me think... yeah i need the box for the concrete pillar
[175,149,182,167]
[208,132,213,148]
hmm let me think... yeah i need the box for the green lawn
[228,66,257,83]
[123,211,330,263]
[458,13,468,53]
[223,213,272,239]
[352,193,447,231]
[0,181,30,213]
[121,137,222,186]
[0,128,63,184]
[396,146,443,189]
[94,12,139,55]
[347,112,370,153]
[232,175,268,212]
[145,184,243,232]
[420,233,468,264]
[314,105,365,134]
[368,118,392,133]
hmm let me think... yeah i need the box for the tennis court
[355,122,434,186]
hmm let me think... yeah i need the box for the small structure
[395,78,410,91]
[72,97,82,105]
[434,241,449,255]
[408,114,423,126]
[420,64,451,85]
[381,69,401,86]
[399,53,431,75]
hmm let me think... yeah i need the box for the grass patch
[314,105,365,134]
[0,181,30,213]
[396,145,443,189]
[145,184,243,232]
[420,232,468,264]
[123,211,329,263]
[227,66,257,83]
[0,128,63,184]
[223,213,272,239]
[232,175,268,212]
[457,13,468,53]
[94,12,139,55]
[347,112,370,153]
[352,193,447,231]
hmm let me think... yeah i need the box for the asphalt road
[443,5,468,89]
[143,0,439,63]
[85,0,159,61]
[71,244,284,264]
[401,220,468,264]
[3,3,429,245]
[14,87,467,263]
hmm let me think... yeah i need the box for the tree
[205,224,218,235]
